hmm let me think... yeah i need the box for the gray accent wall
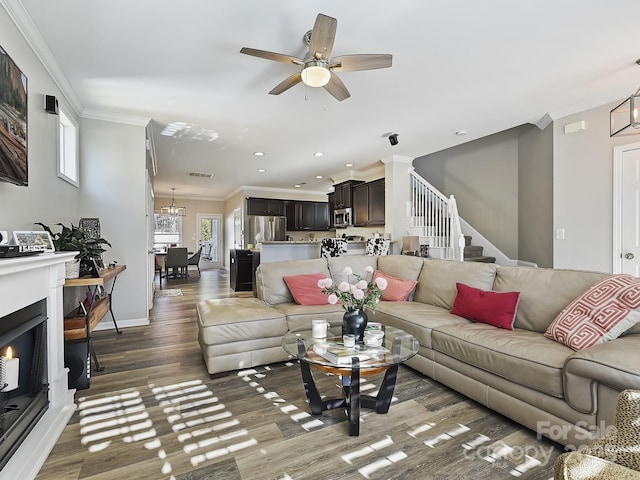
[519,124,553,268]
[413,127,523,261]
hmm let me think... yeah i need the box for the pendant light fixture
[610,59,640,137]
[160,188,186,216]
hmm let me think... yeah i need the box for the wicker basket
[65,259,80,279]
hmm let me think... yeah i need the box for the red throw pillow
[450,282,520,330]
[283,272,330,306]
[373,270,418,302]
[544,274,640,351]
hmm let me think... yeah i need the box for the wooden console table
[63,264,126,372]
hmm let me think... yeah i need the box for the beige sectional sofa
[200,254,640,447]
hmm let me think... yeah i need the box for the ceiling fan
[240,13,392,101]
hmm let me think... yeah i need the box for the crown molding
[81,108,150,127]
[381,154,414,164]
[331,161,385,185]
[1,0,84,116]
[239,185,330,196]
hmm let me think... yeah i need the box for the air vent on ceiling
[189,172,214,178]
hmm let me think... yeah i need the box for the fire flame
[5,346,13,360]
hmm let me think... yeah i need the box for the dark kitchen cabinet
[286,201,330,231]
[333,180,363,209]
[353,179,385,226]
[230,249,254,292]
[247,197,285,216]
[327,193,336,229]
[368,179,386,225]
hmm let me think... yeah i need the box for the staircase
[408,170,495,263]
[463,235,496,263]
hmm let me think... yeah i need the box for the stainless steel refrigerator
[244,215,286,247]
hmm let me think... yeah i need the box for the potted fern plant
[35,222,111,278]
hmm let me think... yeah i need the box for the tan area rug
[154,288,183,298]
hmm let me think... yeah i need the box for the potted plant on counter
[35,222,111,278]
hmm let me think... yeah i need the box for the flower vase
[342,308,368,342]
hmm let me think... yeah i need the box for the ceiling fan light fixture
[301,62,331,87]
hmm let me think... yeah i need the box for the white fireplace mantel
[0,252,77,479]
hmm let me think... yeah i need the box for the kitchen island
[257,240,367,263]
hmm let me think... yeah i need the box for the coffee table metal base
[297,339,399,436]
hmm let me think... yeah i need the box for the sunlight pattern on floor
[150,379,257,468]
[340,435,408,479]
[77,389,171,476]
[238,366,326,432]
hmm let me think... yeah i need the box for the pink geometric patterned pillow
[544,274,640,351]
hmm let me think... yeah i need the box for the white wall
[0,6,80,232]
[80,116,149,327]
[553,101,631,272]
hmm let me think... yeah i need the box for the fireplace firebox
[0,299,49,470]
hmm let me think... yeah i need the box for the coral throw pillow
[283,272,329,306]
[373,270,418,302]
[544,274,640,351]
[450,282,520,330]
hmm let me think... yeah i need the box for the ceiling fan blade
[240,47,303,65]
[269,72,303,95]
[309,14,337,60]
[323,72,350,101]
[330,54,393,72]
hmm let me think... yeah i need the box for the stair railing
[409,169,465,261]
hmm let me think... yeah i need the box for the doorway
[613,142,640,276]
[196,214,223,269]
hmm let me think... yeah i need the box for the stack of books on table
[312,342,389,365]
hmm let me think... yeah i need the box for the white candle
[4,347,19,392]
[312,319,327,338]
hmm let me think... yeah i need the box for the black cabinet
[333,181,363,209]
[247,197,285,216]
[368,179,386,225]
[327,192,336,229]
[353,179,385,226]
[230,249,254,292]
[286,201,329,231]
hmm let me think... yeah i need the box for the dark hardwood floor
[37,268,562,479]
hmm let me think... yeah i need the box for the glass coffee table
[282,322,419,436]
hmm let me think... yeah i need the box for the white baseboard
[94,317,149,331]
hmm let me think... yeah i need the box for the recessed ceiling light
[345,163,354,167]
[315,175,323,179]
[294,184,301,188]
[254,151,265,156]
[455,130,467,136]
[314,152,324,157]
[257,169,266,173]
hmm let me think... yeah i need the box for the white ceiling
[16,0,640,200]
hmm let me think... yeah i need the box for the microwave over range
[334,208,352,228]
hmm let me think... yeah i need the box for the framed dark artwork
[0,46,28,186]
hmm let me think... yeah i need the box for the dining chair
[188,247,203,276]
[165,247,188,279]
